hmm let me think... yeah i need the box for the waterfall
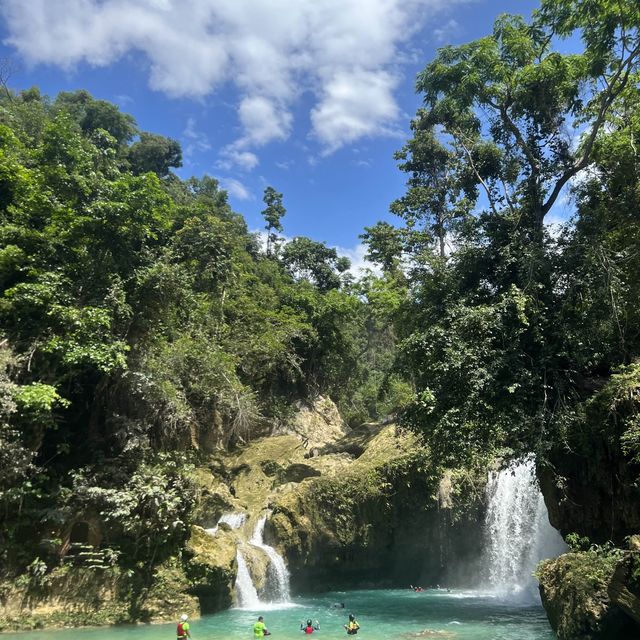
[250,515,291,602]
[482,458,565,599]
[235,549,260,609]
[206,511,247,536]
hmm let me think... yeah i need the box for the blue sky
[0,0,542,267]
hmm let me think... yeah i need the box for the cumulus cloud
[2,0,471,156]
[183,117,212,160]
[334,242,381,277]
[311,69,402,154]
[218,176,252,201]
[217,148,260,171]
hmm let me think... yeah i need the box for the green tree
[391,127,472,259]
[389,0,640,462]
[262,186,286,256]
[361,222,404,275]
[281,236,350,292]
[54,90,137,147]
[128,132,182,177]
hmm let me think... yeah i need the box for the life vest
[304,626,314,634]
[177,623,187,638]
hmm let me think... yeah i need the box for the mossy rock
[0,567,131,630]
[240,544,270,595]
[141,560,200,623]
[189,467,238,528]
[538,551,639,639]
[184,526,236,613]
[186,526,236,574]
[608,552,640,627]
[283,463,321,483]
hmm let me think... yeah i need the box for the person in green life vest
[253,616,271,638]
[177,614,192,640]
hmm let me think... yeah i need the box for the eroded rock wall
[536,366,640,638]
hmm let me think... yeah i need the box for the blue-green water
[15,589,555,640]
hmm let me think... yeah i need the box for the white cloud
[238,96,292,147]
[183,117,212,152]
[2,0,472,155]
[218,176,252,200]
[115,93,133,105]
[334,242,382,277]
[217,148,259,171]
[311,69,402,154]
[433,18,461,44]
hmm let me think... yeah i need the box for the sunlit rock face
[272,395,349,450]
[268,423,488,592]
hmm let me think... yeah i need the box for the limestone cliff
[536,365,640,638]
[0,396,487,630]
[269,424,487,591]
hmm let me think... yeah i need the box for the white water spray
[482,458,565,599]
[206,512,247,536]
[250,515,291,603]
[235,549,261,609]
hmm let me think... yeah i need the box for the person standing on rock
[254,616,271,639]
[177,614,192,640]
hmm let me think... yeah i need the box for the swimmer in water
[300,619,320,634]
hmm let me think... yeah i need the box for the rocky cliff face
[536,366,640,638]
[269,423,486,591]
[1,396,488,630]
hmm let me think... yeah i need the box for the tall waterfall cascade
[205,511,247,536]
[482,458,566,599]
[235,549,260,609]
[250,515,291,603]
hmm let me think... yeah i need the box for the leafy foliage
[369,0,640,467]
[0,88,397,582]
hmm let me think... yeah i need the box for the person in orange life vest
[177,614,192,640]
[300,619,320,633]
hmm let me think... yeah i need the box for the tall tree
[416,4,640,241]
[262,186,286,256]
[389,0,640,463]
[281,236,350,292]
[391,126,472,260]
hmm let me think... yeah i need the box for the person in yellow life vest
[344,614,359,635]
[253,615,271,638]
[177,614,192,640]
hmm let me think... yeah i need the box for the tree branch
[542,40,640,217]
[454,132,499,217]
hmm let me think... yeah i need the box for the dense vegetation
[0,89,402,580]
[364,0,640,472]
[2,0,640,620]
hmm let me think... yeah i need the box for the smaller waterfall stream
[235,549,260,609]
[206,512,247,536]
[250,515,291,603]
[482,458,565,600]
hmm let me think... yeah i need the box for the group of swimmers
[177,611,360,640]
[409,585,451,593]
[252,613,360,637]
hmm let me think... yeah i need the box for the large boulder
[184,526,236,613]
[608,552,640,627]
[538,552,639,639]
[273,396,349,449]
